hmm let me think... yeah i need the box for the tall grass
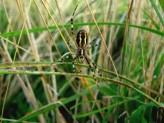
[0,0,163,123]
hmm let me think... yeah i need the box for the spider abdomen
[76,30,88,48]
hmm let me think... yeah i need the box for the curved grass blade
[0,22,163,38]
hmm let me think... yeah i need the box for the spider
[61,5,102,88]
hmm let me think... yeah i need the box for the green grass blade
[14,86,99,123]
[150,0,164,26]
[0,22,163,38]
[159,0,164,11]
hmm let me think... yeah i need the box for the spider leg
[86,54,110,87]
[67,39,77,50]
[61,52,80,73]
[86,34,100,50]
[86,43,98,50]
[60,52,75,61]
[72,55,79,72]
[86,54,102,77]
[67,5,78,53]
[91,61,102,77]
[71,5,78,42]
[84,55,99,89]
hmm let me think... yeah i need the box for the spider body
[76,30,88,59]
[61,5,102,88]
[76,30,88,48]
[76,48,86,59]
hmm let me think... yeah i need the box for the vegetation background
[0,0,164,122]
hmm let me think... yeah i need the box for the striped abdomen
[76,30,88,48]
